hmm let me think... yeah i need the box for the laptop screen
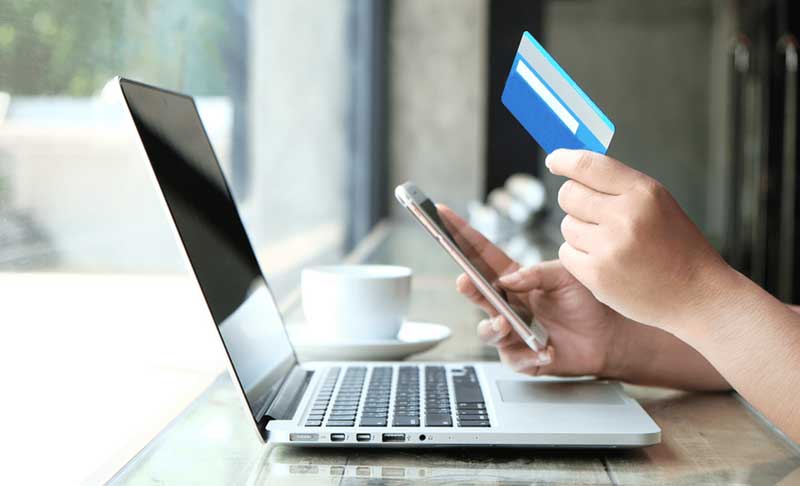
[118,78,297,423]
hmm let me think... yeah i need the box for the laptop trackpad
[496,380,624,405]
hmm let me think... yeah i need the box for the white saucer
[286,321,451,361]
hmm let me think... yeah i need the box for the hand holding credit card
[502,32,615,154]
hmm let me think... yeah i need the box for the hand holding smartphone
[394,182,549,352]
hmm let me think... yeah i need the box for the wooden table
[111,224,800,485]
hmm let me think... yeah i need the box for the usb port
[330,433,346,442]
[381,433,405,443]
[356,433,372,442]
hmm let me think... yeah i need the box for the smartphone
[394,181,549,352]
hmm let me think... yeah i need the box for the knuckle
[557,241,570,260]
[557,180,574,207]
[637,177,665,202]
[574,151,594,173]
[522,265,541,282]
[560,215,571,236]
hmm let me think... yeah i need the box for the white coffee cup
[301,265,412,341]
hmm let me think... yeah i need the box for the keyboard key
[332,403,358,408]
[453,384,484,403]
[459,420,491,427]
[424,408,451,415]
[425,415,453,427]
[359,417,388,427]
[458,413,489,421]
[305,420,322,427]
[394,416,420,426]
[361,413,388,419]
[457,403,486,410]
[327,420,355,427]
[457,409,486,415]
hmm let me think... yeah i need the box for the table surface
[111,223,800,485]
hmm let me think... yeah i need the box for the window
[0,1,380,482]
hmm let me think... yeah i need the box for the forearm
[674,268,800,443]
[605,315,730,391]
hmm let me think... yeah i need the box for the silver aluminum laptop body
[118,77,661,448]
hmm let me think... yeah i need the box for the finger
[458,271,532,321]
[476,316,518,348]
[498,260,569,292]
[557,179,614,224]
[546,149,642,196]
[456,272,480,300]
[457,273,498,316]
[558,242,593,287]
[437,205,519,277]
[499,345,554,375]
[529,346,556,375]
[560,214,599,254]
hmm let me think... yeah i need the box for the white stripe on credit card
[515,60,579,134]
[518,35,612,147]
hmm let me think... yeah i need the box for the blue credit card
[501,32,614,154]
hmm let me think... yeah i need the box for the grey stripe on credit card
[517,36,613,148]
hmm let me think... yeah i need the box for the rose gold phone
[394,181,548,352]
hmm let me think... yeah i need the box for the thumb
[497,260,567,292]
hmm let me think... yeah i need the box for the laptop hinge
[258,365,312,439]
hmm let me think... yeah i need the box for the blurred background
[1,0,798,483]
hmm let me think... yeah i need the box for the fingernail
[544,152,554,169]
[491,316,503,332]
[536,350,552,365]
[545,149,565,169]
[498,271,520,285]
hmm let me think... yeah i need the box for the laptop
[117,77,661,447]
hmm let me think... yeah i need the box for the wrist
[660,257,740,337]
[599,312,641,381]
[668,262,747,345]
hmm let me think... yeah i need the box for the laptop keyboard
[424,366,452,426]
[304,365,491,428]
[394,366,420,426]
[327,367,367,427]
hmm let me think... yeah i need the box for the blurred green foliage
[0,0,234,96]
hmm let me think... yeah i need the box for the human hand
[473,261,631,377]
[547,149,732,331]
[438,206,627,378]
